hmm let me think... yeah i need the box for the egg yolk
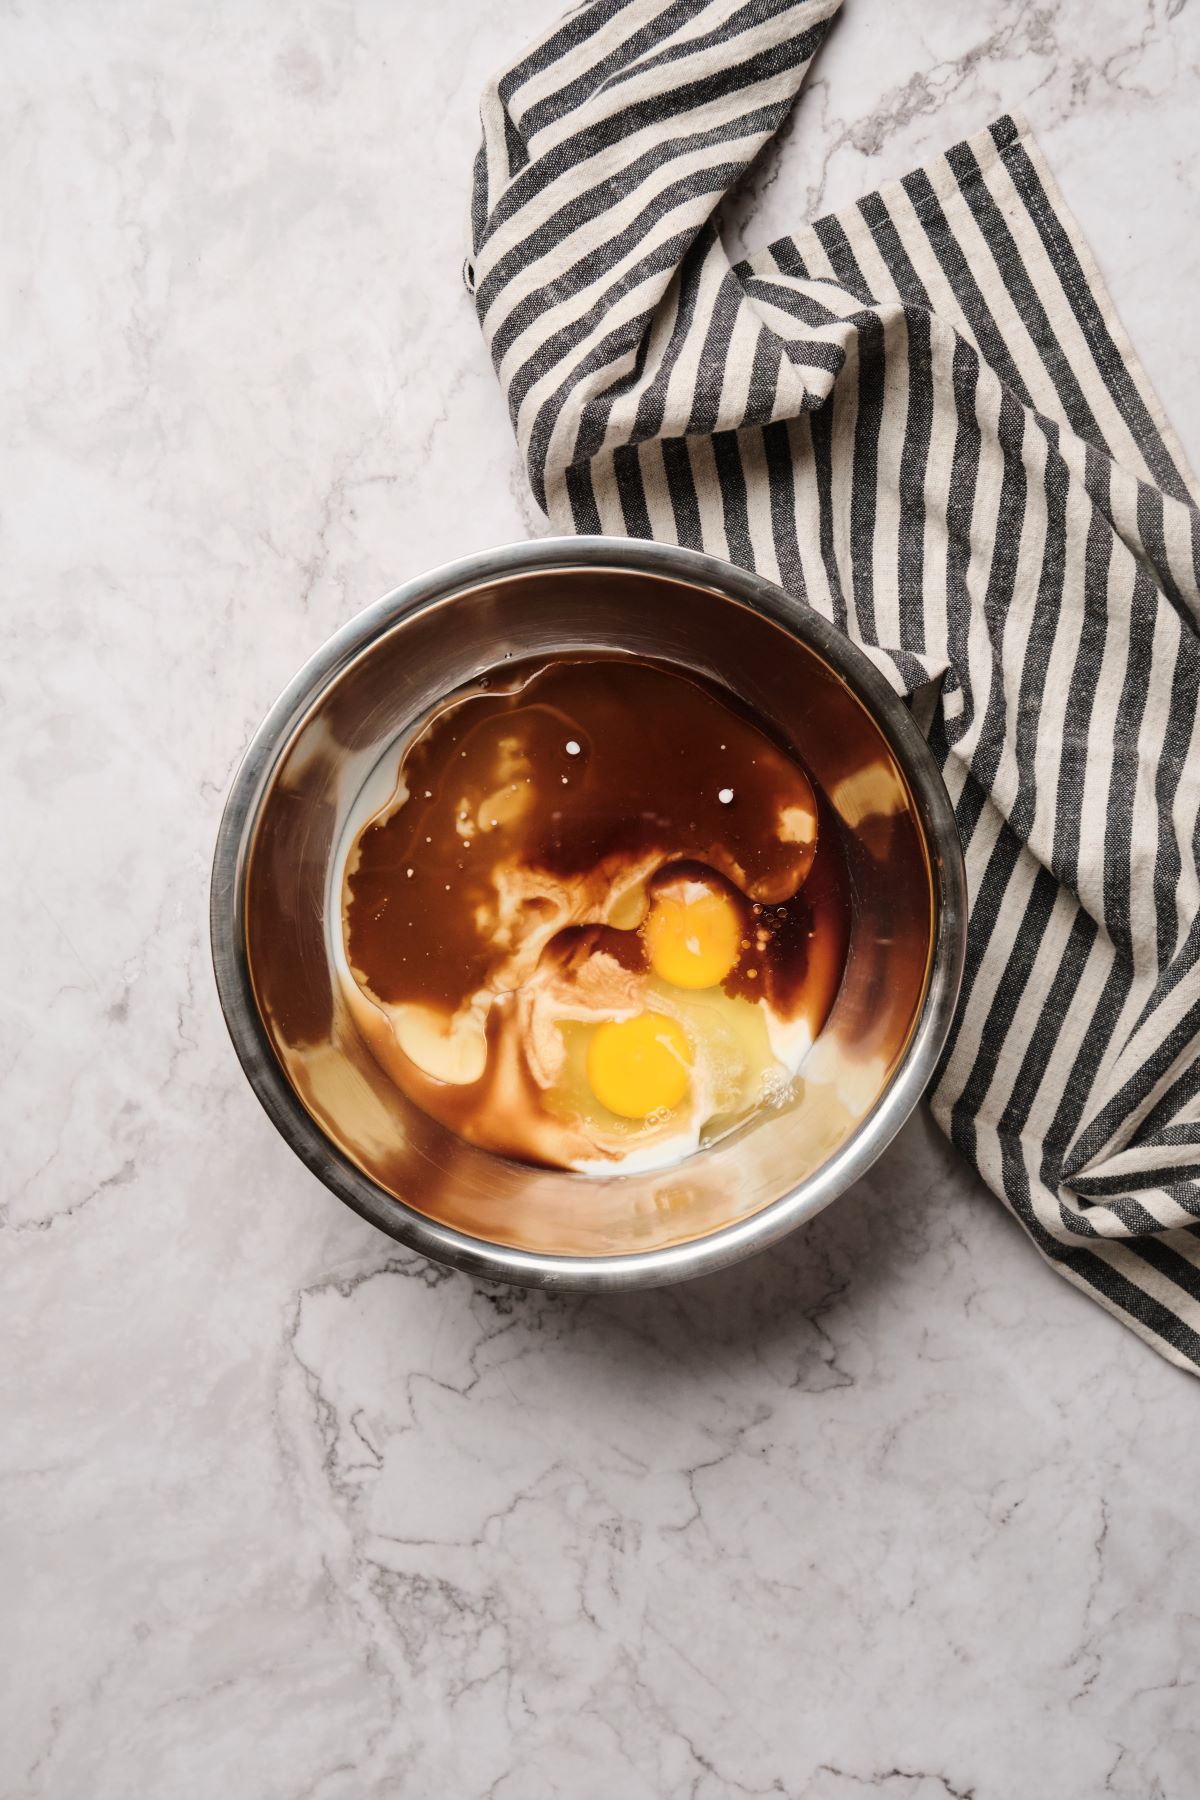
[644,881,742,990]
[586,1012,691,1119]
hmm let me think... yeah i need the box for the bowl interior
[239,560,939,1261]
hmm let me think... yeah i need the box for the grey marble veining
[3,3,1198,1796]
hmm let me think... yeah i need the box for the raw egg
[644,875,742,990]
[586,1011,691,1119]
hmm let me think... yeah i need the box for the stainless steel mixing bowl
[211,538,966,1289]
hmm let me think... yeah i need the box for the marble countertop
[6,3,1199,1795]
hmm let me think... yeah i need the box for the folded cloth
[466,0,1200,1373]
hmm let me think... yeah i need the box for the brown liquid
[341,654,851,1169]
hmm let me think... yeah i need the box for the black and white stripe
[468,0,1200,1373]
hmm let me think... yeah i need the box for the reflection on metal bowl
[210,538,966,1289]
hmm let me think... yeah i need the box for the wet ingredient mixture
[338,654,850,1172]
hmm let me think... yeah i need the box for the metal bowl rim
[210,535,967,1290]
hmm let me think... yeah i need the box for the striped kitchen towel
[466,0,1200,1374]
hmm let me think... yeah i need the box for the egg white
[536,974,799,1175]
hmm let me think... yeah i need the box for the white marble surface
[5,3,1200,1795]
